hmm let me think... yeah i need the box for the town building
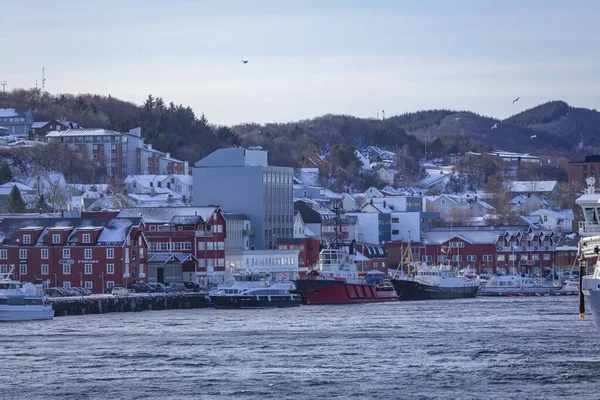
[0,214,147,293]
[387,225,557,277]
[568,155,600,188]
[46,128,188,180]
[223,213,253,251]
[192,147,294,250]
[30,119,81,139]
[0,108,33,137]
[117,207,227,286]
[226,248,303,281]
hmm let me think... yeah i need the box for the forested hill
[3,89,598,167]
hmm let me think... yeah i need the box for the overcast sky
[3,0,600,125]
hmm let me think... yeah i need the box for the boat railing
[579,221,600,236]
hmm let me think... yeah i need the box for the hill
[2,89,598,168]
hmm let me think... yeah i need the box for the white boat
[0,269,54,321]
[576,176,600,331]
[479,274,558,296]
[559,277,579,295]
[208,271,302,309]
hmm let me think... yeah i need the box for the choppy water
[1,296,599,400]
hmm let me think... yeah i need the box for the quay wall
[47,293,209,317]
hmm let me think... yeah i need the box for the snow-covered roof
[506,181,558,193]
[118,206,220,224]
[0,182,34,191]
[31,122,47,129]
[46,128,122,137]
[0,108,29,118]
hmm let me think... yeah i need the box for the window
[107,281,115,289]
[218,258,225,267]
[85,281,93,289]
[391,218,399,223]
[0,250,6,259]
[543,254,551,260]
[41,249,48,259]
[391,230,400,235]
[543,216,548,222]
[63,249,70,259]
[82,234,91,244]
[85,249,92,259]
[63,281,71,288]
[106,248,114,259]
[532,254,540,260]
[0,265,6,274]
[450,242,464,248]
[52,233,61,244]
[63,264,71,274]
[85,264,92,274]
[198,242,205,251]
[421,255,432,262]
[466,255,477,262]
[23,234,31,244]
[41,264,49,275]
[452,255,462,262]
[20,264,27,275]
[19,249,27,259]
[483,255,493,262]
[217,242,225,250]
[107,264,115,274]
[149,225,156,232]
[438,255,447,262]
[508,254,515,261]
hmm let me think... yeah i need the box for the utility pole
[0,81,6,94]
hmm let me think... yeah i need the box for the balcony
[195,231,214,238]
[579,221,600,236]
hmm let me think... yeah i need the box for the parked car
[149,282,167,292]
[129,282,155,293]
[165,282,186,292]
[45,288,65,297]
[183,282,201,292]
[112,287,130,296]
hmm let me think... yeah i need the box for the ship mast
[392,231,414,279]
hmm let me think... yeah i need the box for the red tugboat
[294,245,398,304]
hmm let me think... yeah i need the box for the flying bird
[491,123,498,130]
[530,134,537,139]
[241,60,248,64]
[512,97,520,104]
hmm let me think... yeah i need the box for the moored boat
[0,269,54,321]
[390,237,479,301]
[294,246,398,305]
[478,274,558,296]
[209,271,302,309]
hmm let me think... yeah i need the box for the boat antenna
[331,200,343,249]
[392,231,413,279]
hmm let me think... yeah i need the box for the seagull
[512,97,520,104]
[530,134,537,139]
[491,123,498,130]
[241,60,248,64]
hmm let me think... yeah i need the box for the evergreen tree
[0,162,13,184]
[7,186,26,213]
[35,194,48,212]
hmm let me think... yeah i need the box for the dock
[47,293,209,317]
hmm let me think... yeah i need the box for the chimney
[165,153,170,159]
[184,161,189,174]
[383,200,387,208]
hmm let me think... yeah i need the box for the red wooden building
[117,207,227,285]
[0,216,147,293]
[387,226,557,276]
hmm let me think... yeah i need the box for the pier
[47,293,209,317]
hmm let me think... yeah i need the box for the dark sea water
[1,296,599,400]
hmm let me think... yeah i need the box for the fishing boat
[0,268,54,321]
[390,238,479,300]
[478,274,558,296]
[209,271,302,309]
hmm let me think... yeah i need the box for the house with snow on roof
[125,174,193,203]
[0,108,33,137]
[30,119,81,139]
[530,209,574,234]
[427,194,495,223]
[506,180,558,196]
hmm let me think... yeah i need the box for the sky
[2,0,600,126]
